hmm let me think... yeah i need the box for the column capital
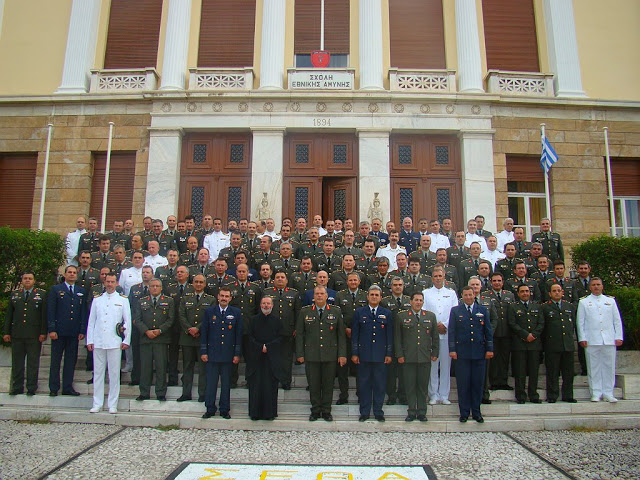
[457,129,495,140]
[356,128,391,138]
[250,127,287,136]
[148,127,184,138]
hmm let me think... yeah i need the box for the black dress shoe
[398,397,408,405]
[336,398,348,405]
[459,416,468,422]
[563,398,578,403]
[198,396,205,402]
[306,386,310,391]
[62,390,80,396]
[473,415,484,423]
[176,395,192,402]
[251,416,259,421]
[530,398,542,404]
[481,399,492,404]
[221,412,231,419]
[405,414,416,422]
[49,391,58,397]
[86,377,94,384]
[417,415,428,422]
[375,415,385,422]
[322,413,333,422]
[387,398,396,405]
[581,370,588,376]
[230,383,238,389]
[202,411,215,419]
[547,399,557,403]
[282,384,291,391]
[136,395,150,401]
[167,381,178,387]
[358,415,369,422]
[309,414,319,421]
[129,381,140,386]
[26,391,36,396]
[157,396,166,401]
[9,391,23,396]
[504,385,514,390]
[516,399,525,404]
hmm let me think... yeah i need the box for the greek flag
[540,136,559,174]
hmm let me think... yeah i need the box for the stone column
[145,128,183,220]
[259,0,286,90]
[56,0,101,94]
[543,0,586,97]
[459,130,497,231]
[159,0,192,90]
[455,0,484,93]
[251,128,285,226]
[359,0,384,90]
[358,130,390,223]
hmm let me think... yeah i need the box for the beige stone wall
[492,113,640,258]
[0,110,151,238]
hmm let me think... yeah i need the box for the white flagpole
[38,123,54,230]
[320,0,325,50]
[603,126,616,236]
[100,122,115,233]
[540,123,552,222]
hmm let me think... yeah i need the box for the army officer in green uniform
[3,272,47,395]
[296,286,347,421]
[134,278,174,401]
[394,292,439,421]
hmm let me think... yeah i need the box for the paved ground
[1,421,638,480]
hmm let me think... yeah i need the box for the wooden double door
[284,134,358,222]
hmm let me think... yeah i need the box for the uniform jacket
[86,292,131,348]
[47,283,88,336]
[531,231,564,261]
[448,303,493,360]
[135,295,175,344]
[200,305,243,361]
[296,304,346,362]
[577,294,623,346]
[302,286,336,307]
[541,300,576,352]
[507,301,544,351]
[399,230,421,254]
[394,309,438,363]
[178,292,215,346]
[352,305,394,362]
[335,289,369,327]
[481,290,515,337]
[4,287,47,338]
[329,269,368,292]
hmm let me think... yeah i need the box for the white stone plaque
[289,71,354,90]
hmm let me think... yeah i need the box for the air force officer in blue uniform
[200,286,242,419]
[47,265,88,396]
[449,285,494,423]
[352,285,393,422]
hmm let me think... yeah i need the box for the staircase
[1,341,639,432]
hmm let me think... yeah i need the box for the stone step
[1,403,639,433]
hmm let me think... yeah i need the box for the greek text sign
[289,71,354,90]
[168,463,435,480]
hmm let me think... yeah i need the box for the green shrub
[608,286,640,350]
[0,228,65,343]
[570,235,640,289]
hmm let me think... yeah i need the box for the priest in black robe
[246,296,285,420]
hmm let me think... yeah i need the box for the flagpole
[38,123,54,231]
[540,124,552,222]
[320,0,325,50]
[100,122,115,234]
[603,127,616,236]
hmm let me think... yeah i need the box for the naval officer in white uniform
[577,277,623,403]
[86,272,131,413]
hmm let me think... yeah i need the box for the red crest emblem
[311,50,330,68]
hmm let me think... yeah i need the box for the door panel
[324,177,357,222]
[284,177,322,222]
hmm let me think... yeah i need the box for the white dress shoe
[590,396,601,402]
[441,399,451,405]
[89,406,101,413]
[109,407,118,414]
[429,398,439,405]
[603,395,618,403]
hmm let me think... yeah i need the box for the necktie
[496,292,501,301]
[143,286,149,296]
[400,270,405,277]
[103,253,107,262]
[518,242,523,253]
[241,283,245,292]
[523,302,528,310]
[169,268,174,277]
[366,257,370,266]
[396,298,401,308]
[82,271,86,281]
[196,294,200,304]
[191,254,195,263]
[221,309,225,316]
[153,298,157,308]
[24,290,29,302]
[467,305,472,315]
[305,273,309,281]
[559,279,564,287]
[352,292,356,303]
[371,308,376,316]
[201,265,205,274]
[279,289,283,297]
[556,301,561,309]
[347,247,351,253]
[484,278,489,289]
[180,284,184,295]
[584,279,588,289]
[284,259,289,268]
[264,281,268,290]
[218,277,222,287]
[318,308,323,317]
[474,260,479,269]
[70,285,74,295]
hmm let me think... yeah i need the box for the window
[613,198,640,237]
[608,158,640,237]
[294,54,349,68]
[295,0,349,66]
[506,156,546,238]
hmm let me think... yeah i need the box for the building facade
[0,0,638,245]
